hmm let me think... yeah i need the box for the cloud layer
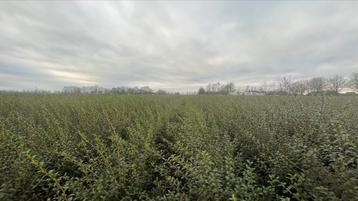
[1,1,358,91]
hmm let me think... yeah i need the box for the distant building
[339,87,358,94]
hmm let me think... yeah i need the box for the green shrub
[0,94,357,200]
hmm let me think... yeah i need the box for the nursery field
[0,94,357,201]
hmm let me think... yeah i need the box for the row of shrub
[0,94,357,200]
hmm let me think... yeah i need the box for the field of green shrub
[0,94,357,201]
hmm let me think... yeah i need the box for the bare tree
[328,75,345,93]
[212,82,221,93]
[279,77,292,94]
[222,82,236,95]
[291,80,309,95]
[206,82,222,94]
[308,77,326,93]
[206,83,213,93]
[351,73,358,91]
[63,86,81,94]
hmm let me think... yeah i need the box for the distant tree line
[0,86,177,95]
[198,82,236,95]
[62,86,179,95]
[198,73,358,96]
[1,72,358,96]
[271,73,358,95]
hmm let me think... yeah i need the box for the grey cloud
[0,1,358,92]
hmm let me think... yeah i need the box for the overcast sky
[1,1,358,92]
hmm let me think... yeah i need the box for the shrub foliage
[0,94,357,200]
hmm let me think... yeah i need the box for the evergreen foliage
[0,94,357,200]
